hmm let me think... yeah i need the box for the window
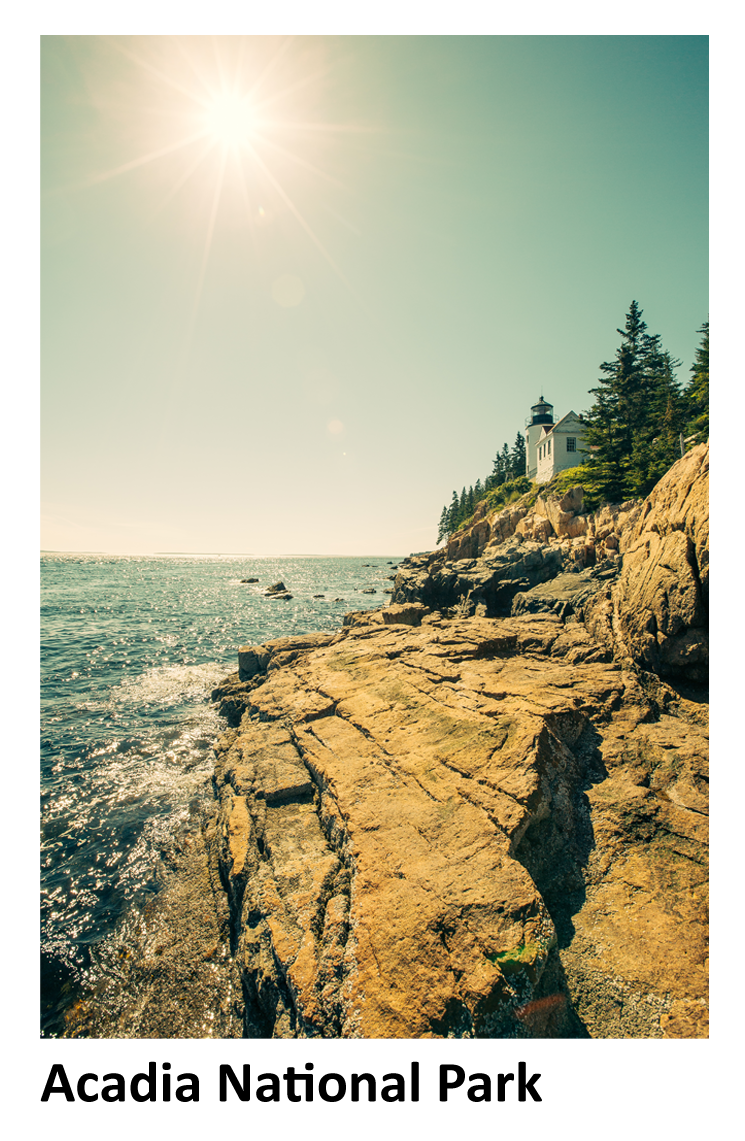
[566,437,576,452]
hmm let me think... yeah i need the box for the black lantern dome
[529,396,554,426]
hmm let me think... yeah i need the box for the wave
[109,661,230,709]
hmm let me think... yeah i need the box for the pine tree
[448,490,460,534]
[510,432,526,479]
[647,350,685,487]
[684,320,709,442]
[583,301,682,503]
[491,447,506,487]
[437,505,449,544]
[625,347,684,497]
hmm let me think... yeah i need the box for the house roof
[538,411,584,438]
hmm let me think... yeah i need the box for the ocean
[40,553,401,1037]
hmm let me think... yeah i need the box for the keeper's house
[524,397,588,484]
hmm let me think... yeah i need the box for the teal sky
[41,35,708,555]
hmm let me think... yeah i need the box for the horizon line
[41,549,407,557]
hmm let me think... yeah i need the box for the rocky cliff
[209,444,708,1038]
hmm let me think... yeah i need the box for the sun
[60,37,369,338]
[202,93,260,148]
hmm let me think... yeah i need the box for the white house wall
[535,418,588,483]
[525,422,547,479]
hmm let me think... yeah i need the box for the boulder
[511,565,618,620]
[342,609,385,628]
[238,644,271,680]
[535,486,586,538]
[392,538,565,616]
[381,602,430,626]
[585,444,708,682]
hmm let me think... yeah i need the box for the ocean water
[40,553,401,1037]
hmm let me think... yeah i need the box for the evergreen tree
[625,347,684,496]
[491,448,506,487]
[582,301,682,503]
[510,432,526,479]
[647,350,685,487]
[437,505,449,545]
[447,490,460,535]
[684,320,709,442]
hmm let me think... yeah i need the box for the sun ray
[160,146,229,429]
[210,34,231,96]
[184,145,228,356]
[252,131,349,191]
[244,144,374,319]
[54,37,385,362]
[173,36,220,103]
[104,37,212,109]
[268,121,383,136]
[235,35,247,78]
[246,36,294,103]
[233,148,260,251]
[146,137,219,220]
[46,130,211,197]
[250,63,338,117]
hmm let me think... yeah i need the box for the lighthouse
[524,396,554,480]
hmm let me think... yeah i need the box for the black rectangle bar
[38,1058,253,1104]
[255,1058,540,1104]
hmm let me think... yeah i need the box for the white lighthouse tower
[524,396,554,480]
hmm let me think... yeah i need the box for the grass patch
[486,942,541,972]
[485,935,557,982]
[454,477,534,534]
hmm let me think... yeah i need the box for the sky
[41,34,708,555]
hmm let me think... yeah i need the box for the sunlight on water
[40,552,401,1036]
[112,661,229,708]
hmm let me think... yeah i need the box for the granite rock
[211,610,707,1038]
[208,446,708,1038]
[584,444,709,680]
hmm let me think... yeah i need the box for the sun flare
[56,37,372,344]
[202,93,260,148]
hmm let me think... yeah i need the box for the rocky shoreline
[205,444,708,1038]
